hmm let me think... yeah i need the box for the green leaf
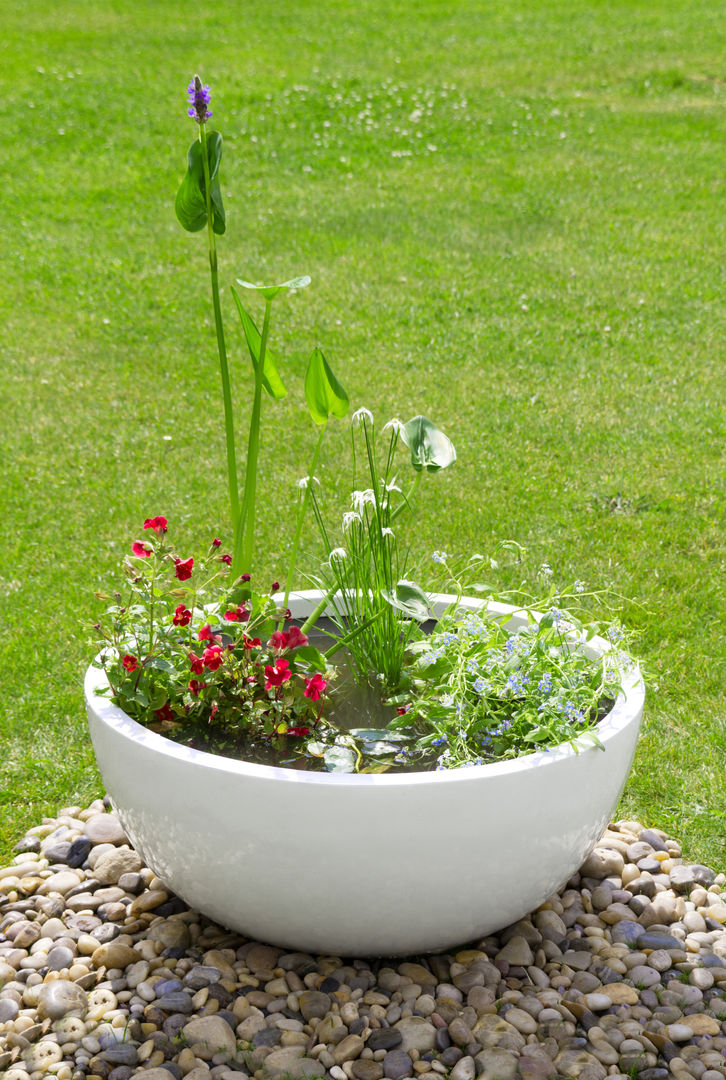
[401,415,456,473]
[236,275,311,301]
[381,579,431,621]
[290,645,327,671]
[349,728,407,755]
[304,347,350,426]
[230,288,287,399]
[174,132,226,235]
[324,744,357,773]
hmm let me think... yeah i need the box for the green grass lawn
[0,0,724,868]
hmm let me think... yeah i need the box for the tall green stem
[233,297,272,577]
[283,425,326,611]
[199,123,239,535]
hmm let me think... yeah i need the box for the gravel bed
[2,800,726,1080]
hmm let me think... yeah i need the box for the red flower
[211,537,222,548]
[188,679,207,697]
[396,705,411,715]
[304,672,327,701]
[287,726,310,737]
[198,624,214,641]
[154,702,174,723]
[220,554,232,566]
[122,654,139,672]
[174,557,194,581]
[132,541,153,558]
[243,635,262,650]
[189,651,205,675]
[240,573,251,582]
[265,658,291,689]
[173,604,192,627]
[270,581,280,593]
[143,516,168,535]
[203,645,225,671]
[269,626,308,653]
[224,605,250,623]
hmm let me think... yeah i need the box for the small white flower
[328,547,347,564]
[351,407,374,427]
[383,417,404,435]
[538,562,553,581]
[351,489,376,513]
[297,475,320,490]
[381,527,394,538]
[384,477,402,494]
[342,511,362,531]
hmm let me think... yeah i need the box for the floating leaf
[323,744,357,773]
[304,347,350,426]
[235,276,311,301]
[401,415,456,473]
[175,132,226,235]
[230,289,286,399]
[381,579,430,621]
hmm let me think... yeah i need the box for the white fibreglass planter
[85,591,644,957]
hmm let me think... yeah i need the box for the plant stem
[283,425,326,611]
[234,297,272,577]
[199,122,239,536]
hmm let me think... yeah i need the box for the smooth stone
[638,932,683,950]
[474,1047,520,1080]
[690,865,717,887]
[610,921,644,946]
[265,1049,325,1079]
[580,848,625,879]
[84,815,128,845]
[36,979,88,1019]
[47,945,76,971]
[14,836,41,854]
[0,999,20,1021]
[670,866,696,893]
[183,965,222,989]
[43,842,72,864]
[245,943,280,972]
[299,990,332,1020]
[100,1044,139,1066]
[157,992,195,1014]
[92,942,141,969]
[182,1015,236,1059]
[583,994,613,1012]
[67,837,94,868]
[366,1028,402,1052]
[503,1006,537,1034]
[518,1051,557,1079]
[667,1023,696,1042]
[629,965,661,987]
[449,1055,476,1080]
[393,1016,437,1052]
[39,870,82,895]
[382,1050,413,1079]
[333,1034,365,1064]
[495,935,534,967]
[684,1013,721,1036]
[351,1061,384,1080]
[598,984,639,1005]
[93,847,143,885]
[553,1049,606,1079]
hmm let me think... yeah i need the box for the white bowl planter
[85,591,644,957]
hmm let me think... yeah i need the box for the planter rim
[85,589,644,787]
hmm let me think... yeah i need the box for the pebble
[3,805,726,1080]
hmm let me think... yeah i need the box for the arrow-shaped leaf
[304,347,350,426]
[401,415,456,473]
[236,275,311,301]
[175,132,226,235]
[230,288,286,399]
[381,579,431,621]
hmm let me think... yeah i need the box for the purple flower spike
[187,75,212,124]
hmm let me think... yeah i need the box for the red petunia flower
[189,651,205,675]
[211,537,222,548]
[203,645,225,671]
[188,679,207,697]
[154,702,174,723]
[304,672,327,702]
[243,635,262,650]
[132,541,153,558]
[173,604,192,627]
[122,654,139,672]
[174,557,194,581]
[143,516,168,535]
[396,705,411,715]
[224,605,250,623]
[287,726,310,737]
[220,554,232,566]
[265,658,291,689]
[198,624,214,641]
